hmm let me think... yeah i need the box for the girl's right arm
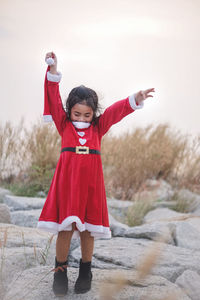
[44,52,67,136]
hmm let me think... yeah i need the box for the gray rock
[4,194,45,211]
[107,198,133,222]
[192,206,200,216]
[11,209,41,227]
[125,222,174,244]
[109,214,129,237]
[0,204,11,224]
[107,198,133,209]
[3,266,191,300]
[133,179,174,202]
[0,223,54,248]
[176,189,200,211]
[185,217,200,233]
[144,207,189,224]
[69,245,125,270]
[73,237,200,282]
[0,187,12,203]
[175,270,200,300]
[152,200,177,209]
[175,221,200,250]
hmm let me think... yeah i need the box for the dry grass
[126,197,155,226]
[0,119,60,195]
[101,124,195,199]
[0,120,27,182]
[40,234,54,265]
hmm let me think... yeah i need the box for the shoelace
[52,265,67,272]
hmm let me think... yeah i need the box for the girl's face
[70,103,94,123]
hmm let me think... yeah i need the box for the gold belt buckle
[76,146,89,154]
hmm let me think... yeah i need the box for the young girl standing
[38,52,155,296]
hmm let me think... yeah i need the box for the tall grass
[0,120,27,183]
[0,119,60,196]
[0,120,200,199]
[101,124,199,199]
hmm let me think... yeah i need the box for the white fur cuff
[129,94,144,110]
[43,115,53,122]
[47,71,62,82]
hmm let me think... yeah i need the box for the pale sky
[1,0,200,136]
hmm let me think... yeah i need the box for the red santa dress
[37,70,144,239]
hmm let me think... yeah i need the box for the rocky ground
[1,180,200,300]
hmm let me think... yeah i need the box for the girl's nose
[79,116,84,122]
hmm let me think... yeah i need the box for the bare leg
[56,223,76,262]
[80,230,94,262]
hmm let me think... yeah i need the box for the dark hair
[65,85,101,124]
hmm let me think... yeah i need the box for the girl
[38,52,155,296]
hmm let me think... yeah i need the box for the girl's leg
[74,230,94,294]
[56,222,76,261]
[80,230,94,262]
[53,223,76,296]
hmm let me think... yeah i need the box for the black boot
[52,257,68,296]
[74,259,93,294]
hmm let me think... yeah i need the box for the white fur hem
[37,216,111,239]
[47,71,62,82]
[43,115,53,122]
[129,94,144,110]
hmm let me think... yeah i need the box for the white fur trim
[45,57,55,66]
[72,121,91,129]
[47,71,62,82]
[43,115,53,122]
[37,216,111,239]
[129,94,144,110]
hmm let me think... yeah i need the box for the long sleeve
[98,95,144,137]
[43,69,67,136]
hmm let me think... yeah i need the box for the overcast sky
[1,0,200,136]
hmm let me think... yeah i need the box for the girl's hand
[135,88,155,105]
[45,52,58,74]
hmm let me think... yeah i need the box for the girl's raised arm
[98,89,155,136]
[43,52,67,136]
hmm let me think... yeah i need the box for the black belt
[61,147,101,155]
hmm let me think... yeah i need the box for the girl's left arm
[98,88,155,136]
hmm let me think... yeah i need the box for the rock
[107,199,133,209]
[11,209,41,227]
[4,194,45,211]
[175,270,200,300]
[152,200,177,210]
[176,189,200,211]
[107,198,133,222]
[0,223,83,278]
[71,237,200,282]
[133,179,174,202]
[175,221,200,250]
[109,214,129,237]
[3,266,191,300]
[69,245,125,270]
[185,217,200,233]
[192,206,200,216]
[125,222,174,244]
[0,204,11,224]
[144,208,190,224]
[0,187,12,203]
